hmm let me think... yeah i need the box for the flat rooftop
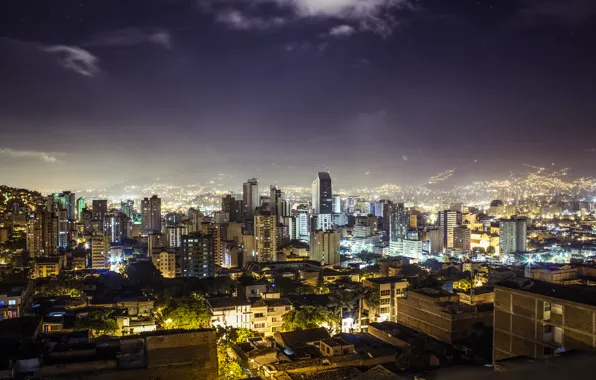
[497,277,596,307]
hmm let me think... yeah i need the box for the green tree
[34,279,83,298]
[160,293,211,329]
[74,309,119,337]
[218,359,246,380]
[282,305,339,333]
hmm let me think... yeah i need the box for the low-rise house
[207,297,252,329]
[251,296,293,336]
[363,277,408,323]
[32,257,63,279]
[0,281,33,320]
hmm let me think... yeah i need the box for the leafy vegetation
[282,305,340,334]
[34,279,83,298]
[74,309,119,337]
[159,292,211,329]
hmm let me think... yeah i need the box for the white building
[207,297,252,329]
[500,216,527,255]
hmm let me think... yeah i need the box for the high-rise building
[270,185,288,223]
[120,199,134,218]
[312,172,332,215]
[222,195,243,223]
[332,194,341,214]
[92,200,108,222]
[389,203,408,242]
[499,216,527,255]
[181,233,215,278]
[105,211,127,243]
[314,213,333,232]
[428,228,444,254]
[380,200,394,235]
[438,210,462,249]
[310,230,340,266]
[453,226,471,251]
[76,197,86,222]
[254,213,277,262]
[152,249,177,278]
[90,233,109,269]
[57,208,69,248]
[296,206,310,241]
[141,195,162,233]
[167,225,187,248]
[26,212,43,258]
[56,191,76,221]
[243,178,259,222]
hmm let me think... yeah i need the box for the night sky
[1,0,595,190]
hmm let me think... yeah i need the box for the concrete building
[500,216,527,255]
[90,233,109,269]
[254,213,277,262]
[389,203,407,242]
[364,277,408,323]
[32,257,63,279]
[251,296,293,336]
[396,288,491,344]
[389,239,422,258]
[428,227,444,254]
[310,229,340,266]
[312,172,332,215]
[208,297,252,329]
[141,195,161,234]
[453,226,471,251]
[180,233,214,278]
[438,210,462,249]
[243,178,259,222]
[152,249,177,278]
[167,225,187,248]
[494,277,596,362]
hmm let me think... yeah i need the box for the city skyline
[1,0,596,190]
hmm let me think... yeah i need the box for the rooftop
[497,277,596,307]
[365,276,408,285]
[207,296,251,309]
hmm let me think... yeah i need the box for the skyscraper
[499,216,527,255]
[254,213,277,262]
[92,200,108,226]
[389,203,408,242]
[76,197,86,222]
[312,172,332,215]
[310,230,340,266]
[438,210,462,249]
[90,233,109,269]
[141,195,162,233]
[332,194,341,214]
[243,178,259,222]
[270,185,288,223]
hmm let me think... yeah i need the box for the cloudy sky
[1,0,595,190]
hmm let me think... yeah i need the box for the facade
[0,282,32,320]
[33,257,62,279]
[389,239,422,258]
[167,225,187,248]
[332,194,341,214]
[314,213,333,232]
[309,229,341,266]
[152,249,177,278]
[243,178,259,222]
[254,213,277,262]
[312,172,332,215]
[453,226,471,251]
[251,296,293,336]
[428,228,444,254]
[438,210,462,249]
[494,278,596,362]
[180,233,214,278]
[499,216,527,255]
[90,233,109,269]
[141,195,162,233]
[207,297,252,329]
[364,277,408,323]
[296,207,310,241]
[92,200,108,222]
[389,203,407,242]
[396,288,488,344]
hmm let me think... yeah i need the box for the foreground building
[494,277,596,362]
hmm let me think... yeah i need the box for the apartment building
[251,295,293,336]
[207,297,252,329]
[494,277,596,362]
[363,277,408,323]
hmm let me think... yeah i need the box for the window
[551,303,563,315]
[380,290,391,297]
[272,317,278,323]
[380,307,390,314]
[254,313,264,318]
[268,307,276,312]
[254,323,265,329]
[271,327,279,332]
[380,299,390,305]
[285,306,292,311]
[8,300,16,306]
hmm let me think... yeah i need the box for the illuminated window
[380,290,391,297]
[551,303,563,315]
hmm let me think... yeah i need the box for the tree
[282,306,339,334]
[74,309,119,337]
[217,326,258,350]
[160,293,211,329]
[124,261,162,290]
[218,358,246,380]
[34,279,83,298]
